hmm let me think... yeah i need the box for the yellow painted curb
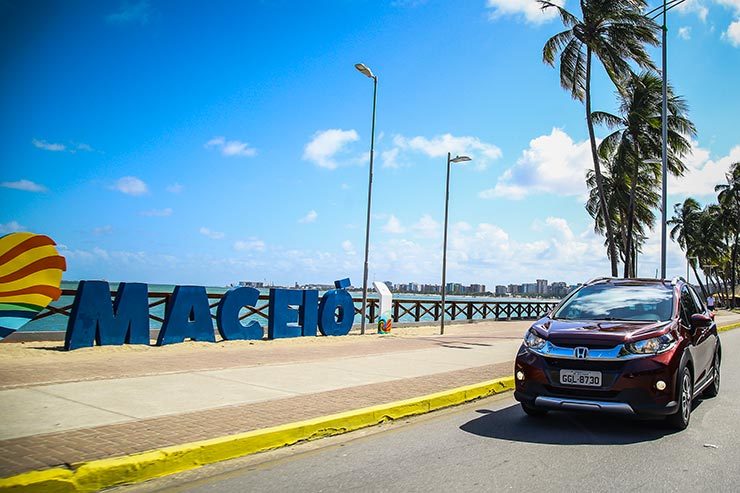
[0,376,514,492]
[718,321,740,333]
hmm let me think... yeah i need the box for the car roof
[584,277,682,288]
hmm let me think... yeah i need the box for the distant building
[495,285,508,296]
[238,281,264,288]
[508,284,521,295]
[550,281,568,297]
[470,284,485,293]
[523,283,538,294]
[536,279,548,295]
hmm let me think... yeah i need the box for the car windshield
[553,283,674,322]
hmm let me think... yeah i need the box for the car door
[688,285,717,375]
[679,286,711,382]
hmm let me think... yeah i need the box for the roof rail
[585,276,615,285]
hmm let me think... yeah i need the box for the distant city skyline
[2,1,739,287]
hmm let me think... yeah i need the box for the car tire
[521,403,548,417]
[666,366,692,430]
[703,348,720,398]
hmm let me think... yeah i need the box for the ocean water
[19,281,558,332]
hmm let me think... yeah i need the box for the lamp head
[450,155,472,163]
[355,63,375,79]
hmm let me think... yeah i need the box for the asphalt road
[120,329,740,493]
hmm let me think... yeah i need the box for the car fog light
[656,380,667,391]
[516,371,525,381]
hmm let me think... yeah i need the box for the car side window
[680,286,700,326]
[687,286,705,313]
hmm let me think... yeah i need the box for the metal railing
[28,289,558,331]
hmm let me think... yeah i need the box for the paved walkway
[0,321,528,477]
[1,311,738,478]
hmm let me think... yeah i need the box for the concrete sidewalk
[1,311,738,480]
[0,320,528,478]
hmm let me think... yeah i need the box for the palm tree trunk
[624,152,641,278]
[586,47,619,277]
[732,238,738,309]
[691,262,708,299]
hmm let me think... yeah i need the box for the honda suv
[514,277,720,429]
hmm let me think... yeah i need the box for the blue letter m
[65,281,150,350]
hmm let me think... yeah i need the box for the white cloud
[112,176,148,195]
[412,214,440,238]
[668,142,740,197]
[486,0,564,24]
[298,210,318,224]
[205,136,257,157]
[141,208,173,217]
[92,225,113,235]
[106,0,151,24]
[0,221,25,234]
[341,240,356,255]
[678,26,692,39]
[391,133,502,170]
[383,214,405,234]
[32,138,65,152]
[234,238,266,252]
[715,0,740,13]
[724,19,740,45]
[0,179,47,192]
[199,227,224,239]
[479,128,592,200]
[166,183,183,193]
[31,139,93,153]
[340,183,351,190]
[381,147,402,169]
[302,129,360,169]
[676,0,710,21]
[75,142,94,152]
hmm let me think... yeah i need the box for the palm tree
[593,72,695,277]
[540,0,659,277]
[715,162,740,308]
[668,198,708,298]
[586,153,658,273]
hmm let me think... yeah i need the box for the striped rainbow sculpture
[0,232,66,339]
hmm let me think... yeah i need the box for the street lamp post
[440,153,471,335]
[355,63,378,335]
[660,0,668,279]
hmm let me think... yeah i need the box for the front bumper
[514,344,680,416]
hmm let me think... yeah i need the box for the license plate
[560,369,602,387]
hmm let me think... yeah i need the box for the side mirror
[690,313,712,328]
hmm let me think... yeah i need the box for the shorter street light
[440,153,472,335]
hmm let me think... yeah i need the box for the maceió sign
[64,277,356,350]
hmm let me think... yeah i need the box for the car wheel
[666,367,692,430]
[703,348,720,398]
[521,403,548,417]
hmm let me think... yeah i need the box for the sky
[1,0,739,288]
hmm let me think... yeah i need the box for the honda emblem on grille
[574,347,589,359]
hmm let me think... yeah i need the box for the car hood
[531,317,672,346]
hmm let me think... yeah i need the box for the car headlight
[626,333,676,354]
[524,329,547,350]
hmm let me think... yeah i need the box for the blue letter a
[65,281,149,350]
[156,286,215,345]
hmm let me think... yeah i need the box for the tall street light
[355,63,377,335]
[660,0,669,279]
[440,153,471,335]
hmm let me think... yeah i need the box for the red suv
[514,277,720,429]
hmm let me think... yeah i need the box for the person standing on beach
[707,295,715,311]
